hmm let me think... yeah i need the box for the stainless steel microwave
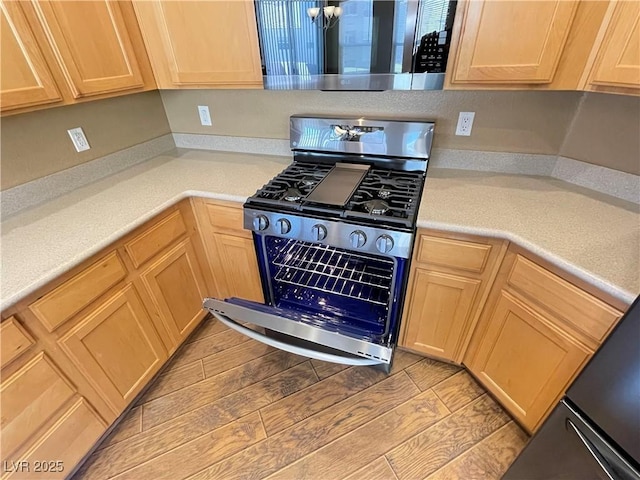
[254,0,458,91]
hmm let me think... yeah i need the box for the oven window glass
[263,236,398,339]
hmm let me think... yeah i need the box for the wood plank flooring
[74,319,528,480]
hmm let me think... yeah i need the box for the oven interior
[257,235,407,343]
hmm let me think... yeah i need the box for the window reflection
[392,0,409,73]
[255,1,323,76]
[255,0,454,79]
[338,1,372,74]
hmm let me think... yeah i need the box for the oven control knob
[375,235,394,253]
[349,230,367,248]
[311,224,327,241]
[253,215,269,231]
[275,218,291,235]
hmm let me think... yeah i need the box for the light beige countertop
[1,148,638,311]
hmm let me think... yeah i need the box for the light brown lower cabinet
[192,199,264,303]
[0,199,629,477]
[464,290,590,432]
[0,316,35,366]
[210,232,264,302]
[1,349,107,480]
[401,231,625,433]
[58,284,168,413]
[2,352,76,459]
[403,268,481,360]
[463,247,624,432]
[399,231,507,363]
[135,238,209,354]
[0,199,214,477]
[5,398,106,480]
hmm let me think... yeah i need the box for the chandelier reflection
[307,3,342,30]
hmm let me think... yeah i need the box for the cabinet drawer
[206,203,244,232]
[6,398,106,480]
[1,353,75,457]
[1,317,35,367]
[125,210,187,268]
[508,255,621,343]
[29,252,127,332]
[416,235,493,273]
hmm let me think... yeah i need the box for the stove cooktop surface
[246,160,425,229]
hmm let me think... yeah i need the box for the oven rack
[271,242,394,306]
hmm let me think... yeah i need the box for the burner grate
[246,160,425,228]
[252,163,332,203]
[343,168,423,226]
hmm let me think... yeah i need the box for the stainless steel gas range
[204,115,434,372]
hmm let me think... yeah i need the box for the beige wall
[2,88,637,192]
[160,89,581,155]
[560,93,640,175]
[1,91,170,190]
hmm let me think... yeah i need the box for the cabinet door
[212,232,264,302]
[30,0,145,98]
[465,290,589,432]
[58,285,167,412]
[450,0,579,84]
[1,353,75,458]
[402,268,480,362]
[5,398,106,480]
[0,0,61,111]
[134,0,263,88]
[138,239,208,353]
[588,0,640,91]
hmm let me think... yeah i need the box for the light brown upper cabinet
[0,0,62,111]
[583,0,640,94]
[1,1,156,116]
[27,0,146,98]
[447,0,639,94]
[133,0,263,89]
[447,0,580,85]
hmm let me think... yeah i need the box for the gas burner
[283,188,303,202]
[364,199,390,215]
[301,174,323,186]
[378,188,392,200]
[247,159,425,228]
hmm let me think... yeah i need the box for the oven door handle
[212,313,384,366]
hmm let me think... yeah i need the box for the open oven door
[204,297,392,368]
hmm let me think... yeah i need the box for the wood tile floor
[74,319,529,480]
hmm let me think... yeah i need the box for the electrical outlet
[455,112,475,136]
[67,127,90,152]
[198,105,212,126]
